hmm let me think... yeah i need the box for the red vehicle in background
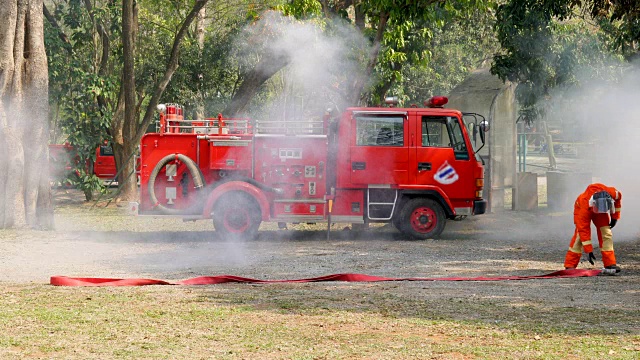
[136,98,489,239]
[48,142,128,184]
[93,143,118,180]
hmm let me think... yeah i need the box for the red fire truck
[49,143,118,182]
[49,142,141,186]
[136,97,489,239]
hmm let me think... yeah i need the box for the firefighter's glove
[609,219,617,229]
[588,252,596,265]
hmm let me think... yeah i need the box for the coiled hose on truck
[148,153,205,215]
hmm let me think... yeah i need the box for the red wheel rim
[223,207,251,233]
[410,206,436,233]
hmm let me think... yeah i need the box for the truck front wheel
[398,198,446,239]
[212,191,261,240]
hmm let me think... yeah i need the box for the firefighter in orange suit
[564,183,622,272]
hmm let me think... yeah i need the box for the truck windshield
[355,115,404,146]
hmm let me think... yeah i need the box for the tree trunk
[196,6,206,120]
[111,85,127,191]
[119,0,138,202]
[0,0,52,229]
[350,11,389,105]
[114,0,209,202]
[353,1,365,31]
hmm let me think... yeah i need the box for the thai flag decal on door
[434,161,459,185]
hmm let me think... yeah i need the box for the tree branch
[351,10,389,104]
[136,0,210,142]
[222,51,290,116]
[43,4,72,55]
[82,0,111,110]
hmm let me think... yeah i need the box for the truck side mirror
[479,120,490,133]
[479,120,489,143]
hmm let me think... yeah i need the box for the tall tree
[397,7,499,105]
[119,0,137,202]
[157,1,275,118]
[491,0,640,124]
[0,0,52,229]
[44,0,121,200]
[115,0,209,202]
[223,0,490,116]
[45,1,262,202]
[195,5,206,120]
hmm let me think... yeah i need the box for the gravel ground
[1,189,639,333]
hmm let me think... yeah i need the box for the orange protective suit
[564,183,621,269]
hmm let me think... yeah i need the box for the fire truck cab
[137,98,488,239]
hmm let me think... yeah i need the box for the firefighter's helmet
[589,191,614,214]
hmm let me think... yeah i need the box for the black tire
[397,198,446,239]
[391,213,402,230]
[391,196,407,230]
[212,191,261,240]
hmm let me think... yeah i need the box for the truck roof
[344,106,463,116]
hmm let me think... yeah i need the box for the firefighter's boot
[600,265,621,276]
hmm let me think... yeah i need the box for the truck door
[414,114,475,201]
[94,144,117,180]
[349,112,409,186]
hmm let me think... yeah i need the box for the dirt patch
[2,189,639,336]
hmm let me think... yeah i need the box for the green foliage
[60,72,115,157]
[57,70,115,199]
[492,0,636,124]
[491,3,547,122]
[47,0,503,138]
[364,1,495,105]
[135,1,279,118]
[68,168,109,200]
[386,6,499,105]
[45,0,122,197]
[276,0,322,19]
[585,0,640,60]
[491,0,573,124]
[207,0,496,112]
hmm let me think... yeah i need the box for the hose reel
[148,153,205,215]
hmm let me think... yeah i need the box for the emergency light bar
[425,96,448,108]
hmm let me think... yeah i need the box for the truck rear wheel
[212,191,261,240]
[398,198,445,239]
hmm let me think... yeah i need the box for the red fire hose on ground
[50,269,602,287]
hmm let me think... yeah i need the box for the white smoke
[544,60,640,240]
[237,11,368,118]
